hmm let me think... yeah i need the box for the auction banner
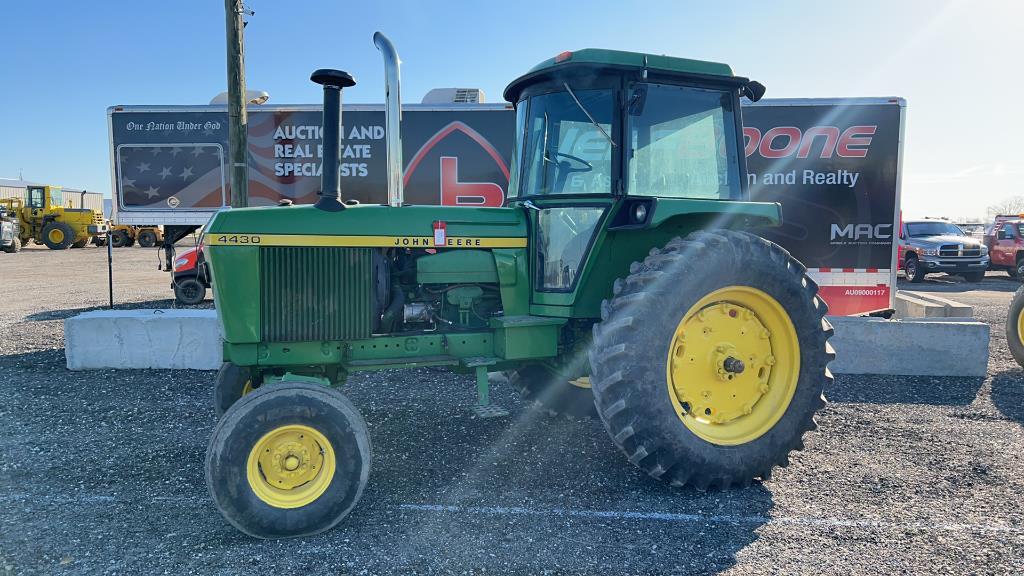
[743,98,904,315]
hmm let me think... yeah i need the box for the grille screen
[260,247,374,342]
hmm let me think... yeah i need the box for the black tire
[1008,286,1024,368]
[962,271,985,283]
[589,230,832,489]
[904,255,926,283]
[41,222,75,250]
[510,364,597,419]
[71,238,88,248]
[205,382,371,539]
[2,237,19,254]
[110,230,130,248]
[1014,258,1024,281]
[214,362,256,416]
[92,236,107,247]
[174,277,206,305]
[138,230,157,248]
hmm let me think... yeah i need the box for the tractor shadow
[826,373,985,406]
[990,368,1024,426]
[338,367,773,574]
[24,299,212,321]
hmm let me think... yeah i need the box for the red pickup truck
[984,216,1024,278]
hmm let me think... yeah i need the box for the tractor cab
[502,49,773,315]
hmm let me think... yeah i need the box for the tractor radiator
[260,247,374,342]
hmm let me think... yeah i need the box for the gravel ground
[1,246,1023,575]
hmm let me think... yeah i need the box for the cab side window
[28,188,44,209]
[1001,223,1016,240]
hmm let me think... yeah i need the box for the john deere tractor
[1,185,108,250]
[203,33,834,539]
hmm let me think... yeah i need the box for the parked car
[171,243,210,304]
[984,216,1024,278]
[898,218,989,282]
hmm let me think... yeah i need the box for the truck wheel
[589,230,832,489]
[510,365,597,419]
[110,230,130,248]
[42,222,75,250]
[206,382,371,539]
[904,256,926,283]
[1007,286,1024,368]
[2,237,19,253]
[71,238,88,249]
[962,271,985,283]
[174,277,206,305]
[138,230,157,248]
[214,362,257,416]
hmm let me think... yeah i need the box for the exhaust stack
[373,32,404,207]
[310,68,356,212]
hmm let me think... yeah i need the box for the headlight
[919,248,938,256]
[633,203,648,223]
[981,245,989,255]
[173,257,189,270]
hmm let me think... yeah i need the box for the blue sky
[1,0,1020,219]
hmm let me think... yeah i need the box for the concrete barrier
[63,309,990,378]
[898,290,973,318]
[65,309,221,370]
[826,316,988,377]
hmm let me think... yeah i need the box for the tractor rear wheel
[138,230,157,248]
[510,364,597,419]
[110,230,130,248]
[206,382,371,539]
[214,362,257,416]
[1007,286,1024,368]
[589,230,832,489]
[174,277,206,305]
[42,222,75,250]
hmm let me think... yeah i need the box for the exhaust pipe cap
[311,69,356,89]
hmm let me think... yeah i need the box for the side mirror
[742,81,766,102]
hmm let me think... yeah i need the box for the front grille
[260,247,374,342]
[939,244,981,257]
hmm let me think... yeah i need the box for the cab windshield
[518,89,614,196]
[906,222,965,237]
[628,83,741,199]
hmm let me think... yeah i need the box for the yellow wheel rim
[1017,305,1024,349]
[246,424,335,509]
[241,379,254,396]
[666,286,800,446]
[48,228,64,243]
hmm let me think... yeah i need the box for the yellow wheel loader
[0,186,108,250]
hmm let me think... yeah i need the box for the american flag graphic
[117,144,225,208]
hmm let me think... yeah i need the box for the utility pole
[224,0,248,208]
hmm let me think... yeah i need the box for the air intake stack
[310,68,356,212]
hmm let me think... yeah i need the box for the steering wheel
[549,152,593,192]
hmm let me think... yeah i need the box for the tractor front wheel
[214,362,256,416]
[110,230,130,248]
[206,382,371,539]
[42,222,75,250]
[589,230,832,489]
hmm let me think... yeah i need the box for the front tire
[174,277,206,305]
[214,362,256,416]
[2,237,19,253]
[205,382,371,539]
[905,256,926,283]
[962,271,985,283]
[71,238,88,248]
[42,222,75,250]
[110,230,130,248]
[138,230,157,248]
[589,230,832,489]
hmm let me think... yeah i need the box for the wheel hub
[247,424,335,508]
[666,286,800,446]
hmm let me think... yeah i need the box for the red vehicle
[984,215,1024,278]
[171,243,210,304]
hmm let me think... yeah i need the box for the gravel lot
[1,245,1023,575]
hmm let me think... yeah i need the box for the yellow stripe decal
[206,233,528,248]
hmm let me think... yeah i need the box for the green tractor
[203,33,834,539]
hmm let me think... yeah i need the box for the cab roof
[504,48,745,102]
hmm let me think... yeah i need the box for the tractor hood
[204,204,527,249]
